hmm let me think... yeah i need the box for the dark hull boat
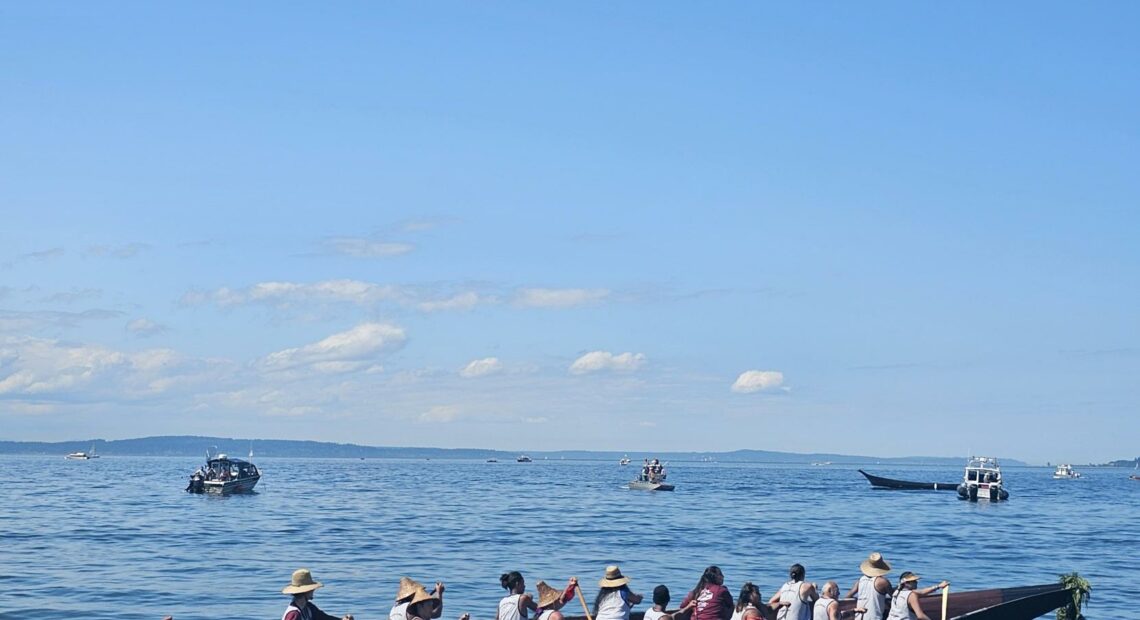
[565,583,1072,620]
[187,452,261,494]
[859,469,958,490]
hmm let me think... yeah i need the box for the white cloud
[321,237,414,258]
[261,322,407,373]
[182,280,404,308]
[4,247,64,268]
[523,416,549,424]
[460,357,503,378]
[569,351,647,375]
[418,292,486,312]
[515,288,610,308]
[126,318,170,337]
[420,405,460,422]
[731,370,785,393]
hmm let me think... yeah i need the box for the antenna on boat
[248,441,254,463]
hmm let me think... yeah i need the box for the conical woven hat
[536,581,562,608]
[397,576,426,601]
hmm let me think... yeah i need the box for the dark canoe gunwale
[564,584,1070,620]
[859,469,959,491]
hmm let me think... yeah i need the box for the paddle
[941,584,949,620]
[576,586,594,620]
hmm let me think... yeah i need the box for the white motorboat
[619,455,631,466]
[1052,464,1081,479]
[957,456,1009,501]
[65,445,99,460]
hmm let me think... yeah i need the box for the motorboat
[1052,464,1081,479]
[619,455,631,466]
[65,445,99,460]
[486,458,498,463]
[957,456,1010,501]
[187,449,260,494]
[516,455,532,463]
[630,458,672,491]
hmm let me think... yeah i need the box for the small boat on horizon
[619,455,631,466]
[516,455,532,463]
[65,445,99,460]
[957,456,1010,501]
[1053,464,1082,479]
[630,457,672,491]
[486,458,498,463]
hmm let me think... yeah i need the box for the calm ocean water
[2,456,1136,619]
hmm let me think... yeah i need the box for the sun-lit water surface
[2,456,1135,619]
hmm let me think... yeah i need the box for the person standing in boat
[280,568,354,620]
[730,582,767,620]
[680,566,735,620]
[392,577,445,620]
[497,571,537,620]
[594,565,644,620]
[886,573,948,620]
[768,564,816,620]
[812,583,840,620]
[534,578,578,620]
[844,552,892,620]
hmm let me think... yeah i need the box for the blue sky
[2,3,1137,463]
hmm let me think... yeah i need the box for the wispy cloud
[84,243,150,259]
[40,288,103,305]
[126,318,170,338]
[418,291,488,313]
[182,280,405,308]
[569,351,647,375]
[260,322,407,374]
[515,288,610,308]
[319,236,415,258]
[731,370,785,394]
[3,247,65,268]
[0,308,124,333]
[420,404,461,422]
[460,357,503,378]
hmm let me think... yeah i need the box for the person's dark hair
[653,585,671,607]
[501,571,524,592]
[691,566,724,601]
[789,564,805,582]
[736,582,760,612]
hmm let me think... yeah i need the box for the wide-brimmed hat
[408,587,442,613]
[282,568,323,594]
[397,577,427,601]
[860,552,892,577]
[536,581,562,608]
[599,566,629,588]
[899,572,921,584]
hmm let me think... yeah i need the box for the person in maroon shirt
[680,566,734,620]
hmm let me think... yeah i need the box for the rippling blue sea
[2,456,1136,619]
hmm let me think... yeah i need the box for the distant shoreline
[0,434,1065,466]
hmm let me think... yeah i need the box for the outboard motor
[989,486,999,501]
[968,484,979,502]
[187,474,204,493]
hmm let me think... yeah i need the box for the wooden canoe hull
[565,584,1070,620]
[859,469,958,490]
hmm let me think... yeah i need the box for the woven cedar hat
[598,566,629,588]
[536,581,562,608]
[899,572,921,584]
[860,552,892,577]
[408,587,442,613]
[397,577,427,601]
[282,568,323,595]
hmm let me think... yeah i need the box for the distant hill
[0,435,1028,465]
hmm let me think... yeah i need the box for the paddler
[280,568,355,620]
[392,577,445,620]
[886,572,948,620]
[844,552,892,620]
[594,565,644,620]
[497,571,537,620]
[534,577,579,620]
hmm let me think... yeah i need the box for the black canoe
[859,469,958,491]
[565,583,1072,620]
